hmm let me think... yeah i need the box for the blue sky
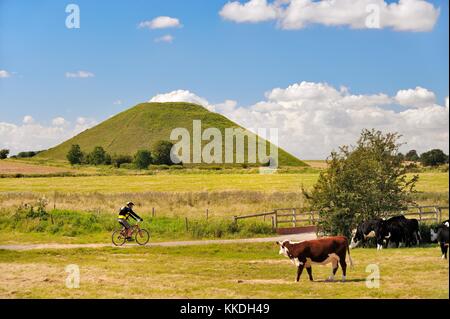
[0,0,448,158]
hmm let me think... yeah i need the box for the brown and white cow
[277,236,353,282]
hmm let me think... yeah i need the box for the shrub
[86,146,110,165]
[405,150,420,162]
[133,150,152,169]
[67,144,84,165]
[152,140,177,165]
[111,154,133,168]
[0,149,9,159]
[119,163,135,170]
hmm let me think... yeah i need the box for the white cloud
[154,34,174,43]
[0,70,11,78]
[0,117,97,155]
[220,0,279,23]
[395,86,436,108]
[52,117,68,126]
[149,90,215,111]
[23,115,35,124]
[65,71,95,78]
[139,16,182,29]
[219,0,440,32]
[113,100,123,105]
[150,83,448,159]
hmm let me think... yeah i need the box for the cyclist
[117,202,143,241]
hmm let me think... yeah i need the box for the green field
[0,243,447,298]
[0,172,447,193]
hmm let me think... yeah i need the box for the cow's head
[277,241,297,265]
[350,228,362,249]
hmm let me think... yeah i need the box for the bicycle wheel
[112,229,126,246]
[135,228,150,245]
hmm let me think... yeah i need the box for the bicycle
[112,221,150,246]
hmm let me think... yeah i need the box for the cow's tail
[346,239,354,268]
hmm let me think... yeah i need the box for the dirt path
[0,233,316,251]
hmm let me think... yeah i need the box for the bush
[152,140,177,165]
[119,163,135,170]
[86,146,109,165]
[17,151,38,158]
[111,154,133,168]
[133,150,152,169]
[0,149,9,159]
[67,144,84,165]
[149,164,170,170]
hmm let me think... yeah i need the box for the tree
[152,140,175,165]
[87,146,108,165]
[133,150,152,169]
[420,149,449,167]
[405,150,420,162]
[66,145,84,165]
[0,149,9,159]
[303,129,418,238]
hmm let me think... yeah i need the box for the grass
[0,207,275,244]
[0,172,447,193]
[0,243,447,298]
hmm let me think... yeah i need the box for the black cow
[350,218,382,249]
[431,220,449,259]
[375,216,405,249]
[403,218,421,246]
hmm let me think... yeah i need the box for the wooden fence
[233,206,449,230]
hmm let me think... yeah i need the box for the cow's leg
[306,266,313,281]
[440,243,447,260]
[296,263,305,282]
[327,260,339,281]
[340,259,347,282]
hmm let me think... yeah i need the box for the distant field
[0,161,74,175]
[0,244,447,298]
[0,172,447,193]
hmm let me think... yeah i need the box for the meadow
[0,243,447,298]
[0,172,447,193]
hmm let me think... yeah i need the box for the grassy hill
[37,102,307,166]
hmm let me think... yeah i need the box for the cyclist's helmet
[126,201,135,207]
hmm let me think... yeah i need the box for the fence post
[206,208,209,220]
[185,217,188,231]
[271,216,275,230]
[274,210,278,229]
[152,207,155,217]
[292,208,296,227]
[417,207,423,221]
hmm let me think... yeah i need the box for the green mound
[38,102,306,166]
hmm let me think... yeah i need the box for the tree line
[66,140,178,169]
[398,149,449,167]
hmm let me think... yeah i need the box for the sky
[0,0,448,159]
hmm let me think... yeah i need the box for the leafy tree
[86,146,108,165]
[405,150,420,162]
[0,149,9,159]
[111,154,132,168]
[133,150,152,169]
[303,129,418,238]
[420,149,449,167]
[66,145,84,165]
[152,140,175,165]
